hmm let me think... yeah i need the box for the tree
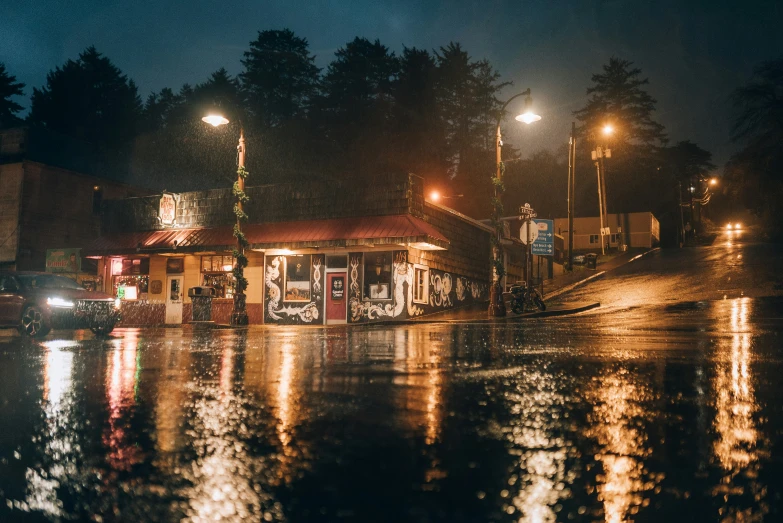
[389,47,448,189]
[240,29,320,128]
[573,58,668,221]
[315,37,400,178]
[726,56,783,237]
[0,62,25,128]
[660,141,715,186]
[574,57,667,150]
[434,43,508,217]
[29,46,142,150]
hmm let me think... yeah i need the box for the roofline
[425,201,494,234]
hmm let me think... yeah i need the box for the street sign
[520,220,539,244]
[531,219,554,256]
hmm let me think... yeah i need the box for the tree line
[0,31,780,239]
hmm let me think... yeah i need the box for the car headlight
[735,223,742,230]
[47,297,75,308]
[726,224,733,230]
[114,298,122,309]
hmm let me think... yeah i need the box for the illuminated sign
[158,193,177,226]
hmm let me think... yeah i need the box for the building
[553,212,660,252]
[0,127,150,278]
[84,173,503,325]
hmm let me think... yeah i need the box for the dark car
[0,271,121,337]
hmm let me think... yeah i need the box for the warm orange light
[735,223,742,230]
[202,114,229,127]
[710,178,718,186]
[603,124,614,136]
[726,224,733,231]
[430,190,441,202]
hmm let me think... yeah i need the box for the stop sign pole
[519,203,537,285]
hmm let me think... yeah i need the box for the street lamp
[201,112,250,326]
[589,123,614,255]
[489,88,541,317]
[428,190,464,203]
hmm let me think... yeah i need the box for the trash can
[585,253,598,269]
[188,286,216,321]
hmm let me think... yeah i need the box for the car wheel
[20,305,50,338]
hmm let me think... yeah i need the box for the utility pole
[567,122,576,271]
[599,153,610,252]
[593,148,605,255]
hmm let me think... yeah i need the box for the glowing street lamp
[201,111,249,326]
[490,88,541,317]
[602,124,614,136]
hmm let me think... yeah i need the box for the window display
[284,254,311,302]
[201,255,236,298]
[111,258,149,300]
[364,252,392,300]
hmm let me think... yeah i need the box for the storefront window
[201,255,236,298]
[111,258,150,300]
[284,254,311,302]
[364,252,393,300]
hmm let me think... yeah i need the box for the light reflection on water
[712,297,769,521]
[1,301,780,521]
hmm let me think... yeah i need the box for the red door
[326,273,347,323]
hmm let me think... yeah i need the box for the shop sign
[45,248,81,273]
[158,193,177,226]
[331,276,345,300]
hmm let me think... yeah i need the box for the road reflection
[711,297,769,520]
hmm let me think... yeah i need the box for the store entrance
[326,272,347,324]
[165,275,183,324]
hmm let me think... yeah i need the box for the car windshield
[17,274,85,290]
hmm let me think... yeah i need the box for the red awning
[84,214,449,255]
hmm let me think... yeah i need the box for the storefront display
[111,258,150,300]
[363,252,392,300]
[201,255,236,298]
[284,254,311,302]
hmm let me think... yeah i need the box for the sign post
[518,204,537,285]
[531,219,554,256]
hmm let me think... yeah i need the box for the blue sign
[531,219,554,256]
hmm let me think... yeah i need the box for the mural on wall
[456,277,467,302]
[429,273,453,307]
[265,255,323,323]
[349,252,424,322]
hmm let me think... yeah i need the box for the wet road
[2,232,783,522]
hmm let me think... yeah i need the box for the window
[364,252,393,300]
[111,258,149,300]
[201,255,236,298]
[610,233,619,244]
[326,255,347,268]
[589,234,599,244]
[413,265,429,304]
[284,254,311,302]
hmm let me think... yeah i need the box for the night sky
[2,0,781,166]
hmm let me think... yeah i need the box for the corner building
[84,174,494,325]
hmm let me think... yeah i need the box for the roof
[83,214,450,256]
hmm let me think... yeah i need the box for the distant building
[0,127,150,274]
[553,212,660,251]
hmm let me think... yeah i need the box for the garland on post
[232,165,250,293]
[490,162,506,279]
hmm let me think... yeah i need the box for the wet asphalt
[1,228,782,522]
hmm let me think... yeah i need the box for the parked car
[0,271,121,337]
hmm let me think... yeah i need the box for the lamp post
[489,88,541,317]
[589,124,614,255]
[202,113,250,326]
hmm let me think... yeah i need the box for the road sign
[520,220,539,244]
[531,219,554,256]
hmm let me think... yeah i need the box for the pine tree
[240,29,320,128]
[29,46,142,150]
[0,62,25,128]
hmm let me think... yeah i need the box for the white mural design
[265,256,319,322]
[349,254,423,322]
[312,257,322,294]
[429,273,453,307]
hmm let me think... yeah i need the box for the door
[165,275,184,324]
[0,276,24,326]
[326,272,347,324]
